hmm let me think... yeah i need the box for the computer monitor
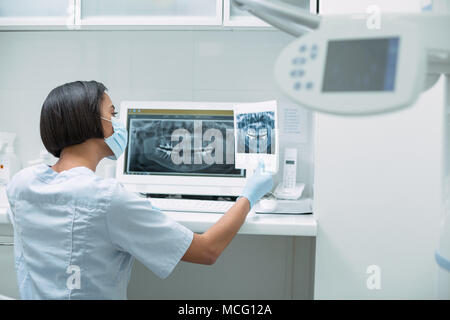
[116,101,247,196]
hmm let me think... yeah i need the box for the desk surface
[164,210,316,236]
[0,206,317,237]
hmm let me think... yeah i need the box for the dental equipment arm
[232,0,321,31]
[245,7,312,37]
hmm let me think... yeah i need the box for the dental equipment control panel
[275,16,427,115]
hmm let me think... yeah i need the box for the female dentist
[6,80,273,300]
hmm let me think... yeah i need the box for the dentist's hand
[240,161,274,209]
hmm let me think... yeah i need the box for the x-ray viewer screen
[125,109,244,177]
[236,111,275,154]
[322,37,399,92]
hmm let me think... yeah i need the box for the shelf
[77,16,223,26]
[0,25,282,31]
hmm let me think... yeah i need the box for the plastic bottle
[0,132,21,186]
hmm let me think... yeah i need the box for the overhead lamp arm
[232,0,321,35]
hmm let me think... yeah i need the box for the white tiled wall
[0,30,316,299]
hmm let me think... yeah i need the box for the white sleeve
[106,182,193,279]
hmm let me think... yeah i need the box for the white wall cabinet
[0,224,18,299]
[0,0,75,27]
[224,0,317,27]
[0,244,18,299]
[76,0,223,26]
[319,0,425,15]
[0,0,319,29]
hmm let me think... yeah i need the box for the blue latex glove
[240,161,274,209]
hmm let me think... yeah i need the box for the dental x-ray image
[236,111,275,154]
[125,113,243,177]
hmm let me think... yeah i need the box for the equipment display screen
[322,37,399,92]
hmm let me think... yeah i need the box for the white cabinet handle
[0,242,13,246]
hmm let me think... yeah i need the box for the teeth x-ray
[126,114,243,176]
[236,111,276,154]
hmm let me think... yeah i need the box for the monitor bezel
[116,101,247,196]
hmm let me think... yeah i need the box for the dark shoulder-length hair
[40,80,107,158]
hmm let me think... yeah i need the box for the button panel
[289,43,318,93]
[290,69,305,77]
[292,57,306,65]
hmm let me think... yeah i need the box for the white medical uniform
[6,164,193,299]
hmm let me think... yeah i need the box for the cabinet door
[0,237,18,299]
[319,0,424,15]
[76,0,223,26]
[0,0,74,26]
[224,0,317,27]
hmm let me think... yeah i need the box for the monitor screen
[124,109,244,177]
[322,37,399,92]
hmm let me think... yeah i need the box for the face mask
[101,117,128,160]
